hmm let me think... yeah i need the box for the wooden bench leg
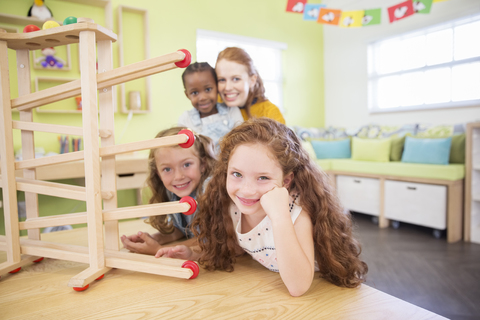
[447,181,463,243]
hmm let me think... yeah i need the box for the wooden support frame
[0,21,197,289]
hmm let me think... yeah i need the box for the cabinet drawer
[385,180,446,229]
[336,175,380,216]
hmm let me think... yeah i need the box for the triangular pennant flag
[286,0,307,13]
[339,10,364,28]
[414,0,434,13]
[303,4,326,21]
[363,8,381,26]
[388,0,415,23]
[317,8,342,25]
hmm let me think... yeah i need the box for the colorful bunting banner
[303,4,326,21]
[287,0,442,28]
[286,0,307,13]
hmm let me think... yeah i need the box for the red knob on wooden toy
[178,129,195,148]
[73,284,89,292]
[182,260,200,279]
[175,49,191,68]
[33,257,44,263]
[9,267,21,274]
[179,196,197,215]
[23,24,41,33]
[95,274,104,280]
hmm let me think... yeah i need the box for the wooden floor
[352,212,480,320]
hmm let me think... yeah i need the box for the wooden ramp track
[11,51,185,112]
[0,19,198,291]
[17,200,193,230]
[13,134,189,170]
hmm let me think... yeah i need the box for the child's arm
[260,187,315,297]
[155,245,202,260]
[121,227,186,255]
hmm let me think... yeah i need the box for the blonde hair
[193,118,367,288]
[146,127,216,234]
[216,47,266,119]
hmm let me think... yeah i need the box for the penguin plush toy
[28,0,53,21]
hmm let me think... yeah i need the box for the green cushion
[450,134,465,164]
[352,137,391,162]
[324,159,464,181]
[390,136,406,161]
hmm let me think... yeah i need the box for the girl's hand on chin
[260,186,290,220]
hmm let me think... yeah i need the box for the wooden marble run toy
[0,18,199,291]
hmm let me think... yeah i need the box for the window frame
[368,13,480,114]
[196,29,287,111]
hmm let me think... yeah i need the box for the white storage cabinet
[384,180,447,234]
[336,175,380,217]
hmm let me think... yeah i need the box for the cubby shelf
[465,122,480,244]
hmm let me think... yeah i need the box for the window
[196,29,287,111]
[368,14,480,113]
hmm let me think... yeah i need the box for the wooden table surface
[0,219,446,319]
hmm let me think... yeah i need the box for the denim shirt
[167,190,197,239]
[178,103,244,153]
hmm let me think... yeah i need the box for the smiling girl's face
[226,143,287,218]
[155,146,204,198]
[216,59,257,108]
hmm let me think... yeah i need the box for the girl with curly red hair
[156,118,367,296]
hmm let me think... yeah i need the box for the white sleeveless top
[229,194,303,272]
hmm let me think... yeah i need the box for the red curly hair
[216,47,267,119]
[146,127,216,234]
[192,118,367,288]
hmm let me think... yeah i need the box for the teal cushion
[310,139,351,159]
[402,136,452,165]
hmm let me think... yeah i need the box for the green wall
[0,0,325,153]
[0,0,324,233]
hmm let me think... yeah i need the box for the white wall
[323,0,480,128]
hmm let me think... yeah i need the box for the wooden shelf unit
[465,121,480,243]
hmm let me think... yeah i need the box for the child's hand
[121,232,162,255]
[155,245,193,259]
[260,186,291,221]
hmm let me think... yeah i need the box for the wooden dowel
[100,135,188,157]
[103,201,190,221]
[19,212,87,230]
[105,256,192,279]
[16,177,86,201]
[20,244,89,263]
[15,151,85,170]
[12,52,184,112]
[12,120,83,136]
[106,249,189,268]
